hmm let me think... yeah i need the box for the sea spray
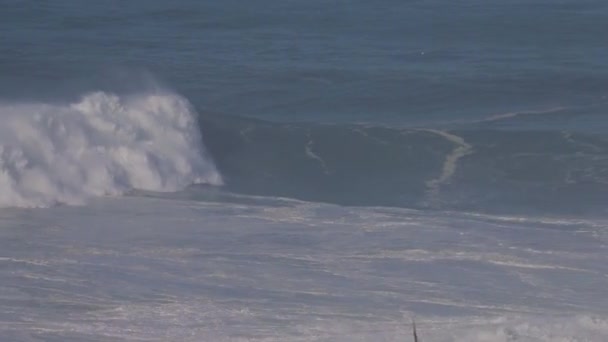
[0,91,222,208]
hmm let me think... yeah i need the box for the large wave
[0,91,222,208]
[199,115,608,215]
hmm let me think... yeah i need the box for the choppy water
[1,1,608,341]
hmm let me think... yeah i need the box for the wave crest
[0,91,222,208]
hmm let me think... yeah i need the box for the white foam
[481,106,566,122]
[0,91,222,207]
[423,129,472,206]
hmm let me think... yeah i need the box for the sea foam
[0,91,222,208]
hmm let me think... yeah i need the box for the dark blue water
[2,0,608,214]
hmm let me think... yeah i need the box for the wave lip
[0,91,222,208]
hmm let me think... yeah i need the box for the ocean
[1,0,608,340]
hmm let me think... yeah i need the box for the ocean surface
[1,1,608,341]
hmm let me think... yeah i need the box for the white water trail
[305,137,330,175]
[424,129,472,206]
[0,91,222,208]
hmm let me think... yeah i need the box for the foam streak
[424,130,472,206]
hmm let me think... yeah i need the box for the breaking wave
[0,91,222,208]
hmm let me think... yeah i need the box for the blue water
[2,2,608,341]
[3,1,608,215]
[3,0,607,122]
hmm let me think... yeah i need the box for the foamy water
[1,195,606,341]
[0,91,222,207]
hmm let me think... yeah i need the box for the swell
[200,114,608,215]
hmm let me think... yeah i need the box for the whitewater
[0,91,221,207]
[1,193,607,341]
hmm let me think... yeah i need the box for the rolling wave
[0,91,222,208]
[200,114,608,215]
[1,88,605,215]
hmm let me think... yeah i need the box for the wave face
[0,91,222,208]
[200,115,608,215]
